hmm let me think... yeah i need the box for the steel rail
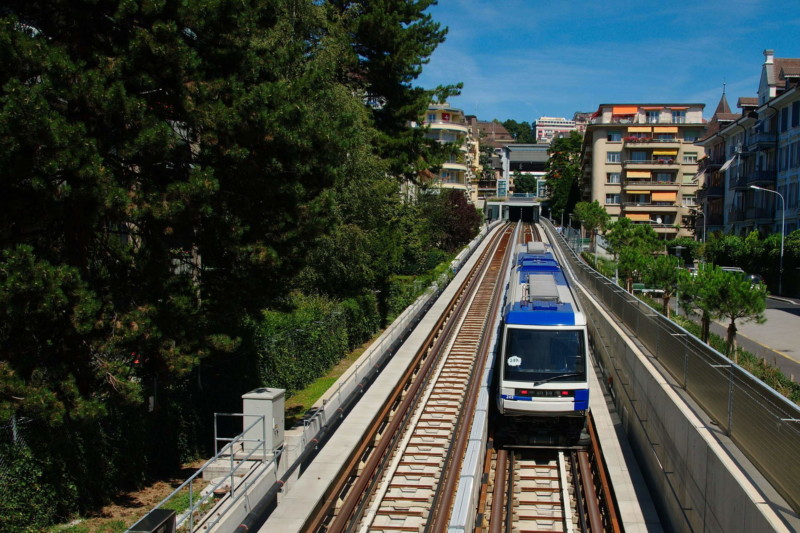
[303,224,512,532]
[489,449,507,533]
[577,450,604,532]
[427,227,513,532]
[587,413,622,532]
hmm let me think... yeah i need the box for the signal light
[561,391,569,396]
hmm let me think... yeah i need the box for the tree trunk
[662,295,670,318]
[726,321,738,362]
[701,313,710,343]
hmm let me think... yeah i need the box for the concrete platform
[588,357,662,531]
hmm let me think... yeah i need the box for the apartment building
[580,103,706,239]
[708,50,800,236]
[422,103,476,200]
[694,91,742,240]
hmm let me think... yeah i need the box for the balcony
[424,120,469,134]
[698,157,724,172]
[624,159,680,169]
[624,180,679,189]
[728,207,775,223]
[623,137,681,147]
[744,132,776,151]
[731,169,777,190]
[623,202,678,212]
[443,161,468,172]
[697,185,724,201]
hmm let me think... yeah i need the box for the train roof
[505,243,585,327]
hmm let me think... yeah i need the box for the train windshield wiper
[535,372,580,386]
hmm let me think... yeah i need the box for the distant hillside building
[473,120,516,148]
[533,116,576,144]
[572,112,592,135]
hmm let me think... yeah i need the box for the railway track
[300,222,620,532]
[479,414,620,533]
[303,222,519,532]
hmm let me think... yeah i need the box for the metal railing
[545,218,800,513]
[147,414,269,532]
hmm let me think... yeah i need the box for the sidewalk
[711,296,800,382]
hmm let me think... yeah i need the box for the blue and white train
[496,239,589,441]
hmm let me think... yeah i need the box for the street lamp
[750,185,784,296]
[673,245,685,316]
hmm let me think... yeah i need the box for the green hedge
[250,292,383,397]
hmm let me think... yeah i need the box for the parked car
[745,273,764,285]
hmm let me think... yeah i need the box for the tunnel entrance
[508,205,538,222]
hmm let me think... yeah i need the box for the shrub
[0,444,64,533]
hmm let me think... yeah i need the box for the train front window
[504,328,585,383]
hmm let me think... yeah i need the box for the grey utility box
[242,387,285,454]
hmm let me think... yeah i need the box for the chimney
[763,49,774,65]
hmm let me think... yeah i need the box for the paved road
[710,296,800,382]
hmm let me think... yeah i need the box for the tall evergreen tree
[544,131,582,221]
[329,0,456,181]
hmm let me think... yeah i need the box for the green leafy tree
[502,119,535,143]
[573,200,609,253]
[603,217,661,289]
[714,272,768,359]
[678,264,726,343]
[512,171,538,194]
[420,189,481,252]
[604,217,661,256]
[0,0,457,523]
[643,254,681,317]
[544,131,583,222]
[618,248,651,293]
[666,237,700,266]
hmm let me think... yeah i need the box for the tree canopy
[0,1,476,526]
[502,119,535,143]
[573,200,609,252]
[544,131,582,222]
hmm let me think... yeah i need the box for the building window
[607,172,621,184]
[655,172,673,183]
[630,150,647,162]
[682,195,696,206]
[672,110,686,123]
[605,194,620,205]
[646,111,660,123]
[792,101,800,128]
[780,108,788,132]
[607,151,621,163]
[683,173,695,184]
[607,131,622,141]
[683,152,698,164]
[427,113,436,123]
[657,133,675,141]
[683,130,699,142]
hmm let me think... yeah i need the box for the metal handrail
[545,217,800,512]
[145,413,270,532]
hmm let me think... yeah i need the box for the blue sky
[415,1,800,122]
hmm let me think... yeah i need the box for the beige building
[422,103,476,200]
[580,103,707,239]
